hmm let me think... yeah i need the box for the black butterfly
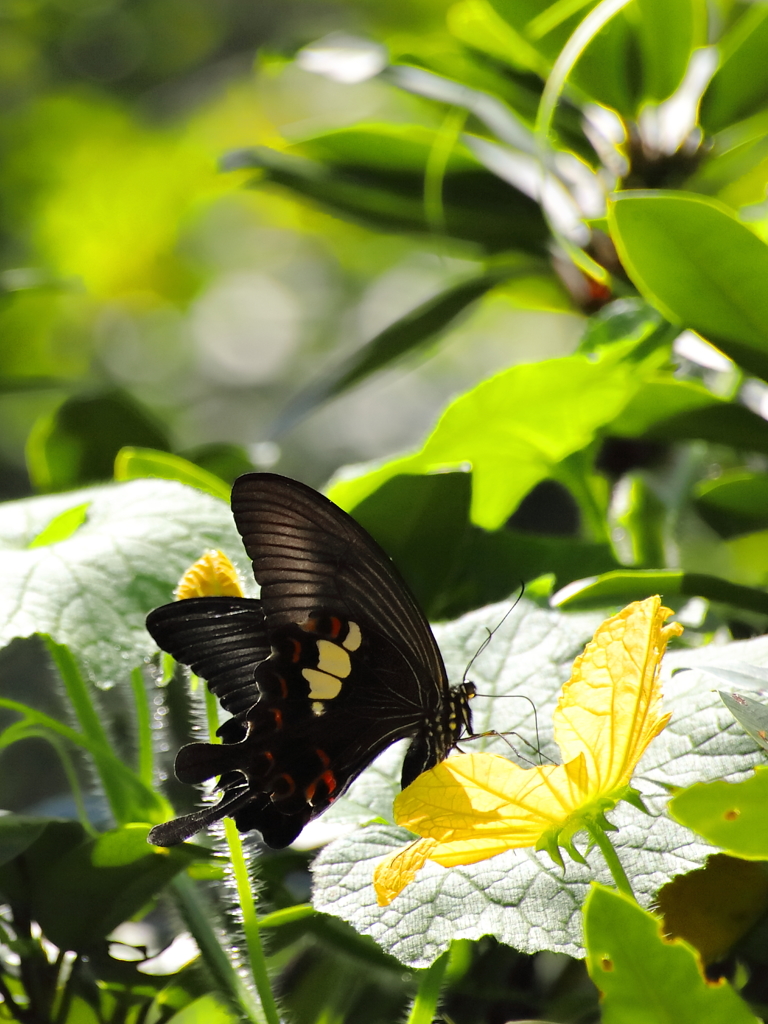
[146,473,475,849]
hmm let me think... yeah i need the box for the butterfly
[146,473,475,849]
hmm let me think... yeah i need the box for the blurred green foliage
[4,0,768,1021]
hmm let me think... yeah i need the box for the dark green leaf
[178,443,254,485]
[635,0,704,104]
[31,824,209,951]
[26,389,171,493]
[694,472,768,538]
[348,472,619,620]
[611,380,768,455]
[0,814,61,869]
[700,5,768,134]
[0,816,86,904]
[225,126,549,253]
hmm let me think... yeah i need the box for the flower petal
[373,838,438,906]
[175,549,244,599]
[553,596,681,794]
[394,752,591,846]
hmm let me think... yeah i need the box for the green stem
[224,819,282,1024]
[424,107,467,233]
[533,0,632,283]
[44,637,111,748]
[202,675,281,1024]
[407,949,449,1024]
[587,821,634,899]
[130,666,154,787]
[171,874,265,1023]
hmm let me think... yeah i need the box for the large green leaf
[0,478,245,685]
[694,471,768,538]
[700,4,768,134]
[669,766,768,860]
[608,192,768,381]
[328,353,642,530]
[349,472,618,619]
[32,824,208,952]
[552,569,768,616]
[311,598,767,965]
[634,0,704,104]
[584,886,758,1024]
[484,0,703,116]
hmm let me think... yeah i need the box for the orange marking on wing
[289,638,302,663]
[300,618,318,632]
[304,781,317,801]
[271,708,283,730]
[315,748,330,768]
[276,675,288,699]
[329,616,342,638]
[275,773,295,797]
[321,770,337,796]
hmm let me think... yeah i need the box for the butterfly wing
[146,596,268,717]
[231,473,448,703]
[149,474,458,850]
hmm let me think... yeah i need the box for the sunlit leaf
[0,478,245,685]
[669,765,768,860]
[328,353,642,530]
[114,446,230,502]
[608,192,768,382]
[553,568,768,618]
[584,885,759,1024]
[27,502,90,548]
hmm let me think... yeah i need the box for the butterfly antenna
[461,585,524,687]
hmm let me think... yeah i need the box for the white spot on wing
[343,621,362,652]
[302,668,342,700]
[317,640,351,678]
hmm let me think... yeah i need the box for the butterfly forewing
[231,474,449,705]
[146,597,268,716]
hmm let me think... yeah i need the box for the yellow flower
[174,549,244,600]
[374,596,682,906]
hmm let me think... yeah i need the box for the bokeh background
[0,0,582,500]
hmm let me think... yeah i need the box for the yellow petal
[552,596,682,795]
[394,752,591,850]
[175,550,244,600]
[374,838,438,906]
